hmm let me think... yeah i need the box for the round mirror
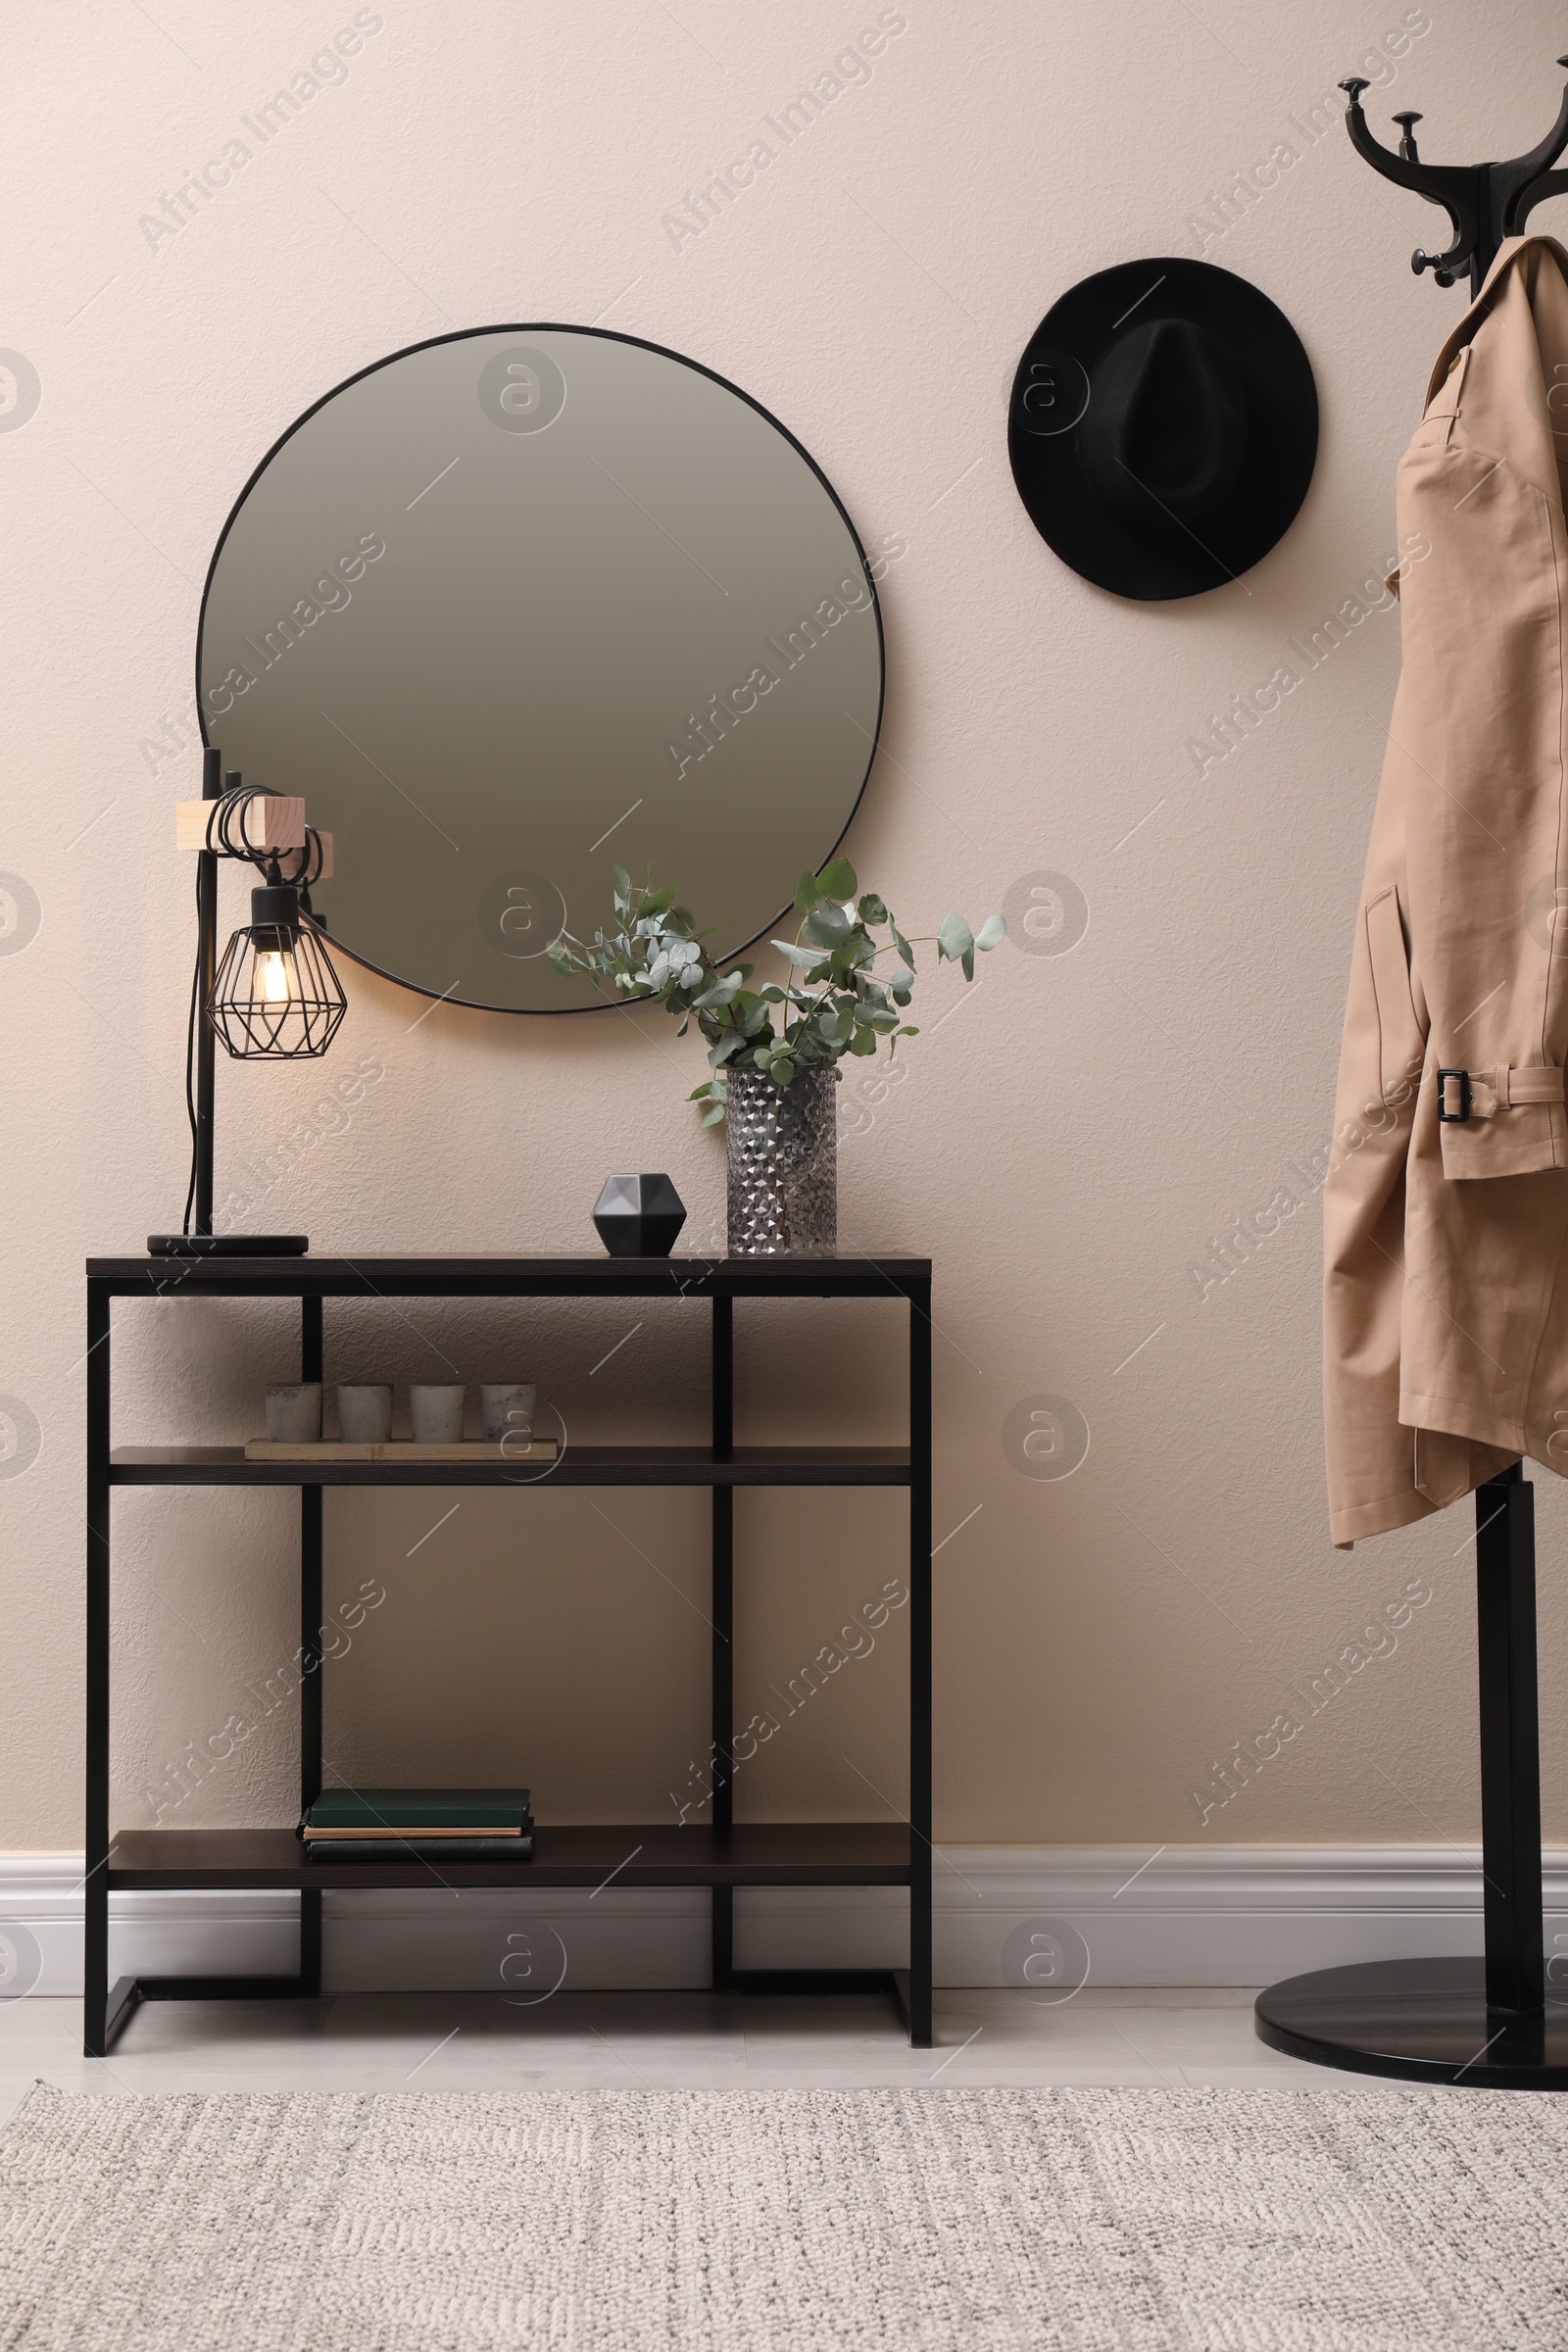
[197,327,883,1012]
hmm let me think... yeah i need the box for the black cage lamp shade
[210,881,347,1059]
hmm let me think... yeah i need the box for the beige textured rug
[3,2082,1567,2349]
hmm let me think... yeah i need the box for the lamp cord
[205,787,325,888]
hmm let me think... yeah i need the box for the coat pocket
[1365,887,1426,1106]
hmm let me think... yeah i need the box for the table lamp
[149,745,345,1257]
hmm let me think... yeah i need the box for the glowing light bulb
[257,948,294,1004]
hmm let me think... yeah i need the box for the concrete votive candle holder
[336,1385,394,1444]
[266,1383,322,1443]
[410,1384,466,1444]
[479,1383,537,1444]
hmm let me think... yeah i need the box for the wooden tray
[244,1439,559,1462]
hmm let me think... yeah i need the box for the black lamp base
[147,1234,309,1257]
[1255,1956,1568,2088]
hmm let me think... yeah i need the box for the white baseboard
[4,1846,1562,1998]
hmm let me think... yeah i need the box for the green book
[305,1835,534,1863]
[306,1788,532,1833]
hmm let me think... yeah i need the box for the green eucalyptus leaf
[818,856,858,900]
[771,1056,796,1088]
[848,1025,878,1056]
[794,870,821,915]
[692,973,742,1009]
[700,1102,725,1126]
[771,940,830,968]
[892,925,915,970]
[937,912,974,964]
[975,913,1006,952]
[857,892,888,925]
[961,949,975,981]
[802,901,851,948]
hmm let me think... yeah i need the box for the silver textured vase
[725,1064,838,1256]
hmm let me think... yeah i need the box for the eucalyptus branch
[550,858,1004,1123]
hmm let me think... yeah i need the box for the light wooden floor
[0,1987,1404,2118]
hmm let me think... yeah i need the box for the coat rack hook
[1339,74,1477,288]
[1343,57,1568,298]
[1392,111,1423,163]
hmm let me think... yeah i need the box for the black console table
[84,1254,933,2053]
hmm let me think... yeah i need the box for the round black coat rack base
[1257,1466,1565,2089]
[1256,1958,1568,2090]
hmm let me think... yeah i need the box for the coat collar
[1424,232,1568,408]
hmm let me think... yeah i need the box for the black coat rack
[1340,59,1568,294]
[1254,65,1568,2090]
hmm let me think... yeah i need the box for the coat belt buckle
[1438,1067,1472,1123]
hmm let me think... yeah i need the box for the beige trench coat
[1325,234,1568,1546]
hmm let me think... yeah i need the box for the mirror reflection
[198,327,884,1011]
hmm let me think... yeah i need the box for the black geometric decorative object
[1007,256,1318,601]
[592,1173,687,1258]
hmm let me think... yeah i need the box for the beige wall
[4,0,1565,1855]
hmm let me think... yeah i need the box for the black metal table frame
[84,1254,934,2054]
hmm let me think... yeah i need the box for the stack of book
[302,1788,533,1862]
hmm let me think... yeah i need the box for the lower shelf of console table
[108,1822,911,1888]
[99,1823,919,2048]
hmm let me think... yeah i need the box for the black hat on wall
[1007,257,1318,601]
